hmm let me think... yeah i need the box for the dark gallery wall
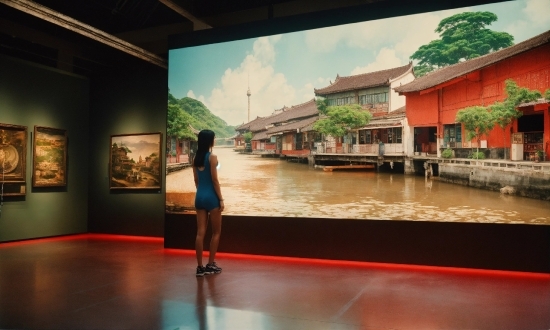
[0,55,89,242]
[87,57,167,237]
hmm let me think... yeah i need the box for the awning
[359,119,403,129]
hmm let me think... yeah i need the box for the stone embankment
[166,163,191,174]
[435,159,550,201]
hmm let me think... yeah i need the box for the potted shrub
[470,151,485,159]
[535,150,544,162]
[441,148,453,159]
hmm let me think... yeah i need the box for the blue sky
[168,0,550,126]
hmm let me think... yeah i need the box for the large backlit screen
[167,1,550,224]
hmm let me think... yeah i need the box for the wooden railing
[314,143,404,155]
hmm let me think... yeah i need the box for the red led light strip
[0,233,163,247]
[1,234,548,279]
[165,249,550,280]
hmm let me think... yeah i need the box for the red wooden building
[395,30,550,161]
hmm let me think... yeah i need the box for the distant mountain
[168,93,236,138]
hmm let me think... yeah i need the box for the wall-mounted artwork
[0,123,27,196]
[33,126,68,187]
[110,132,162,190]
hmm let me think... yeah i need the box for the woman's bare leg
[208,208,222,264]
[195,209,208,266]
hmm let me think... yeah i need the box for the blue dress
[194,152,220,211]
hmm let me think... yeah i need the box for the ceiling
[0,0,508,75]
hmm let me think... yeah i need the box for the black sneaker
[196,266,210,277]
[205,262,222,274]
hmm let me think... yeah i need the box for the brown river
[166,147,550,225]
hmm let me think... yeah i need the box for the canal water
[166,147,550,225]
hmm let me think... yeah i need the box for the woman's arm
[209,153,224,210]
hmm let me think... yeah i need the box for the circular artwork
[0,145,19,173]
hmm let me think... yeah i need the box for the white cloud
[505,0,550,43]
[201,36,296,125]
[350,48,403,75]
[186,90,206,104]
[317,77,330,84]
[304,25,342,53]
[305,8,464,63]
[298,83,316,102]
[523,0,550,26]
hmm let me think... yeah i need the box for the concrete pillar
[404,158,415,175]
[308,155,315,167]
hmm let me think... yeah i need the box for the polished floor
[0,234,549,330]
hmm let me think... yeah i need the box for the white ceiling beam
[0,0,167,68]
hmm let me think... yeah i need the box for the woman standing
[193,130,224,276]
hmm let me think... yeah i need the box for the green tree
[313,103,372,138]
[410,11,514,76]
[316,98,329,115]
[490,79,541,159]
[167,103,196,141]
[168,93,236,138]
[243,132,253,143]
[456,106,494,156]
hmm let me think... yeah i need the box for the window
[443,124,462,147]
[387,127,402,143]
[336,97,354,105]
[327,98,337,106]
[296,133,303,150]
[364,92,388,104]
[359,130,366,144]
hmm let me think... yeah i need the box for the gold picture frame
[32,126,68,187]
[110,132,162,190]
[0,123,28,196]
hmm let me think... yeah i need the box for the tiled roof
[235,116,267,131]
[301,121,317,132]
[517,98,550,108]
[235,114,280,132]
[360,106,405,129]
[362,119,403,129]
[314,63,412,95]
[390,105,406,115]
[251,131,269,141]
[235,99,319,133]
[267,116,319,135]
[395,30,550,93]
[271,99,319,123]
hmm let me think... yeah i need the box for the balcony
[314,142,404,155]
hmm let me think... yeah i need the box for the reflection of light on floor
[162,301,268,330]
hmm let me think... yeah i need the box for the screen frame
[165,0,550,273]
[168,0,512,50]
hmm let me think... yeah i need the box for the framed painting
[110,132,162,190]
[0,123,27,196]
[32,126,68,187]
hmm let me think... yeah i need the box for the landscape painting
[33,126,67,187]
[0,123,27,196]
[166,0,550,224]
[110,132,162,190]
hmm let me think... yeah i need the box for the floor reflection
[163,275,269,330]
